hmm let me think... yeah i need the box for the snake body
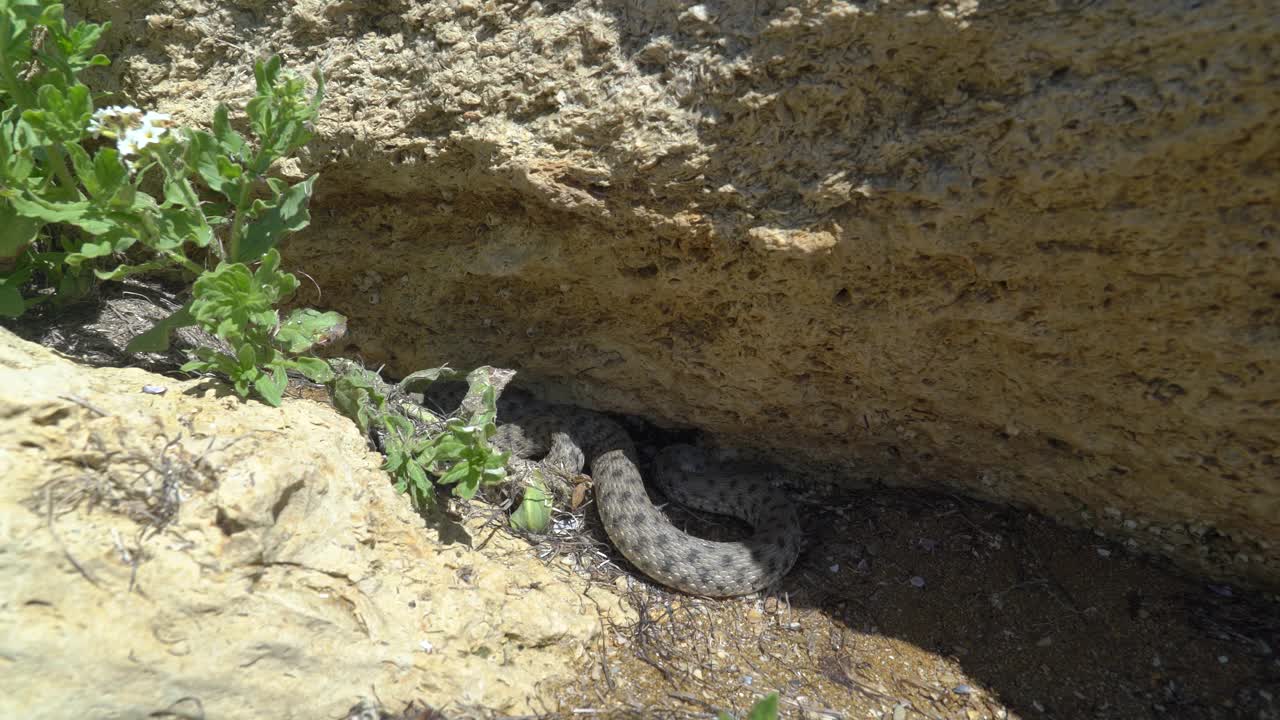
[488,389,801,597]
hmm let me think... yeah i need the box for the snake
[485,388,802,597]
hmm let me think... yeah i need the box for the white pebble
[686,4,710,22]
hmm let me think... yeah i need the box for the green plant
[0,0,342,405]
[508,475,552,532]
[718,693,779,720]
[381,381,509,509]
[329,362,511,510]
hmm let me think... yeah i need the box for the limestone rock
[0,329,630,718]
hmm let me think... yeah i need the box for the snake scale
[485,388,802,597]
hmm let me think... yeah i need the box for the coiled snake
[488,388,801,597]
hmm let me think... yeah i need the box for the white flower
[123,122,165,152]
[116,134,139,157]
[87,104,144,137]
[94,108,171,158]
[140,110,173,128]
[85,105,177,174]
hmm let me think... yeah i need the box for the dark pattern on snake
[485,389,801,597]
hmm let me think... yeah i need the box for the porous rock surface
[68,1,1279,587]
[0,329,628,718]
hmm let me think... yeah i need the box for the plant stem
[226,179,250,263]
[162,249,204,275]
[47,143,78,193]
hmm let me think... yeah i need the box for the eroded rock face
[65,1,1279,587]
[0,329,628,718]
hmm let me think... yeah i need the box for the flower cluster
[87,105,174,162]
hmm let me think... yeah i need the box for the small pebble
[142,385,167,395]
[954,683,974,695]
[829,564,840,573]
[1096,547,1111,557]
[910,576,926,588]
[686,4,710,22]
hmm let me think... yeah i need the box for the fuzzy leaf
[275,307,346,353]
[509,477,552,533]
[125,303,195,353]
[236,174,315,263]
[0,201,42,258]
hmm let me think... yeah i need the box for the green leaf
[432,436,467,459]
[253,363,287,406]
[65,236,114,263]
[287,355,334,383]
[0,284,25,317]
[188,249,297,345]
[22,83,92,142]
[255,247,299,295]
[398,366,463,394]
[744,694,779,720]
[437,460,472,487]
[211,104,246,159]
[235,174,316,263]
[6,193,114,235]
[92,258,167,282]
[405,461,429,494]
[66,142,98,195]
[64,222,137,268]
[237,341,258,368]
[384,413,413,439]
[125,303,195,353]
[0,200,43,258]
[37,3,65,27]
[0,112,36,183]
[0,259,35,317]
[275,307,346,353]
[155,204,212,250]
[7,194,89,223]
[509,478,552,532]
[330,362,387,434]
[455,475,481,500]
[93,148,129,203]
[413,443,439,467]
[253,54,283,97]
[185,129,244,197]
[56,262,93,299]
